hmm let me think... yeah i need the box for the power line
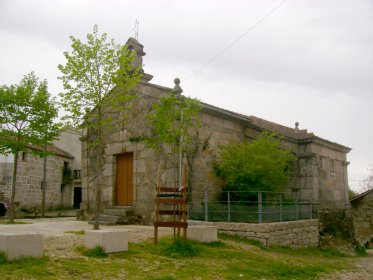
[184,0,288,81]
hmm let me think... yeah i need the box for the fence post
[258,192,262,223]
[279,194,283,222]
[204,191,208,222]
[296,199,299,220]
[227,191,231,222]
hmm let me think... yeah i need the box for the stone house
[0,127,82,211]
[80,38,351,224]
[351,189,373,247]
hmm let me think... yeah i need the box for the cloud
[0,0,372,192]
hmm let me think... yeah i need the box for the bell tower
[125,38,153,82]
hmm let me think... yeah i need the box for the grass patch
[75,245,107,258]
[0,220,31,224]
[0,252,8,264]
[202,240,227,248]
[0,235,355,279]
[158,238,201,258]
[220,232,347,258]
[219,233,267,249]
[64,230,84,235]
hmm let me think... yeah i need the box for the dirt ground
[320,251,373,280]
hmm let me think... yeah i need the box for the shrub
[215,132,295,200]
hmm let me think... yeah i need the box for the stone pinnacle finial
[295,122,299,130]
[173,78,183,93]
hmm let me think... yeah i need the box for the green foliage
[0,252,7,264]
[64,230,84,235]
[58,25,141,129]
[145,93,201,155]
[29,83,60,157]
[0,253,48,265]
[0,72,60,222]
[128,135,147,142]
[76,245,107,258]
[219,233,267,249]
[348,188,358,200]
[0,72,59,155]
[58,25,141,229]
[0,237,354,279]
[215,132,295,197]
[0,220,30,224]
[158,238,201,258]
[318,209,354,240]
[355,245,367,256]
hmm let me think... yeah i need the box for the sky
[0,0,372,192]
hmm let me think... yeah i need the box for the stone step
[98,214,120,223]
[113,206,134,210]
[88,206,142,226]
[98,213,140,225]
[103,208,134,217]
[88,220,115,226]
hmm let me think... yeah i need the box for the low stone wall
[214,219,319,248]
[351,191,373,247]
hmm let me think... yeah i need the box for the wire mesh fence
[187,191,313,223]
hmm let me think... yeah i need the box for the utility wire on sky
[184,0,288,81]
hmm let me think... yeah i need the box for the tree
[30,88,60,218]
[360,165,373,192]
[0,72,59,223]
[145,92,201,187]
[215,132,295,202]
[348,188,358,200]
[58,25,141,230]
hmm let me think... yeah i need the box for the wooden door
[116,153,133,206]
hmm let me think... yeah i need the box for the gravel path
[0,218,173,259]
[44,226,174,259]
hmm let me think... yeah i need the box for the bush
[215,132,295,200]
[318,209,354,239]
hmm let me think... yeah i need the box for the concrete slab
[187,225,218,243]
[0,232,43,260]
[84,229,128,253]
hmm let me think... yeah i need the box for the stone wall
[0,152,73,209]
[81,81,351,224]
[214,219,319,248]
[351,191,373,247]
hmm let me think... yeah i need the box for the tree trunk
[9,150,18,223]
[93,106,103,230]
[86,134,90,211]
[41,143,47,218]
[93,171,101,230]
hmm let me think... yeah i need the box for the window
[330,159,335,174]
[73,170,81,180]
[22,152,27,161]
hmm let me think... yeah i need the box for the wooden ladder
[154,166,188,244]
